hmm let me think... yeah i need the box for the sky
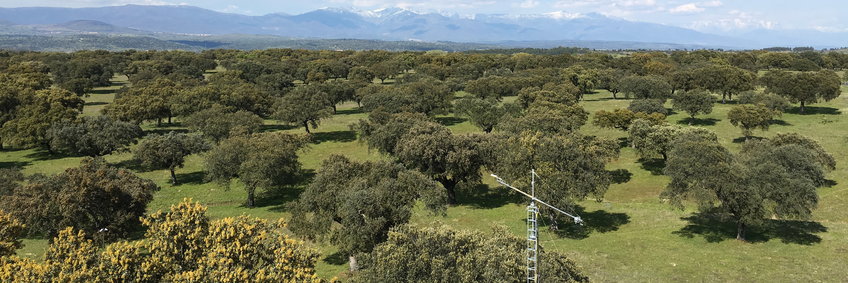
[2,0,847,33]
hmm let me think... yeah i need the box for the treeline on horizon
[0,46,845,281]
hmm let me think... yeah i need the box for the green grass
[4,76,848,281]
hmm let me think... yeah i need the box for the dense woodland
[0,47,846,281]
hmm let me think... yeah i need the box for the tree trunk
[736,221,746,241]
[303,121,311,134]
[612,92,617,99]
[661,152,668,161]
[332,104,337,114]
[721,93,727,104]
[438,177,459,205]
[168,115,172,124]
[349,255,359,272]
[44,141,54,154]
[157,118,162,127]
[0,136,3,150]
[246,186,256,207]
[169,167,177,185]
[800,101,806,114]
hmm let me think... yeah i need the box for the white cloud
[689,10,777,31]
[328,0,498,11]
[700,0,722,7]
[670,3,703,13]
[812,26,848,33]
[219,4,252,14]
[619,0,656,7]
[554,0,657,9]
[544,11,583,19]
[519,0,539,8]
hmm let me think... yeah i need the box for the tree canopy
[205,133,309,207]
[727,104,778,139]
[593,108,666,131]
[619,75,672,100]
[183,106,263,143]
[663,132,832,241]
[47,115,143,157]
[491,131,619,226]
[453,97,520,133]
[289,155,446,270]
[134,132,209,184]
[0,158,158,240]
[272,85,333,133]
[354,224,589,282]
[672,90,714,122]
[395,123,487,204]
[761,70,842,113]
[1,88,84,149]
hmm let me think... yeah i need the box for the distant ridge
[0,5,845,49]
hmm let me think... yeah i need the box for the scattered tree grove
[662,131,833,241]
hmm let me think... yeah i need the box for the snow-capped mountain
[0,5,843,48]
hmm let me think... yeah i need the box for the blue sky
[4,0,847,33]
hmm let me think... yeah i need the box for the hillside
[0,5,787,49]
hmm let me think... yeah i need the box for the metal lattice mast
[491,171,584,283]
[527,169,539,283]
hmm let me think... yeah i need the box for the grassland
[3,75,847,281]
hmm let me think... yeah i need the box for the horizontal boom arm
[491,174,584,225]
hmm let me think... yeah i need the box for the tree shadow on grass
[111,158,147,172]
[323,251,347,265]
[676,117,720,126]
[335,108,363,115]
[457,184,524,209]
[617,137,629,148]
[174,171,206,186]
[786,106,841,115]
[435,116,467,126]
[638,158,666,175]
[263,169,316,212]
[23,150,71,161]
[260,124,298,133]
[255,187,304,211]
[144,128,189,136]
[608,169,632,184]
[0,161,30,170]
[549,206,631,239]
[822,179,838,188]
[731,136,765,143]
[84,101,108,106]
[673,211,827,245]
[770,119,792,126]
[311,131,357,144]
[90,88,117,95]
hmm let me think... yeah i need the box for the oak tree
[134,132,209,185]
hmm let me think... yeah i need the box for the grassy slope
[4,76,848,281]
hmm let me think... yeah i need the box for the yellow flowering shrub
[0,199,324,282]
[0,210,24,257]
[43,228,99,282]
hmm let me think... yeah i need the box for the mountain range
[0,5,845,50]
